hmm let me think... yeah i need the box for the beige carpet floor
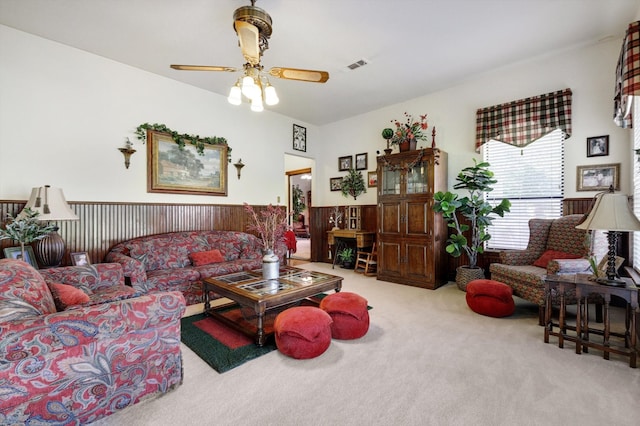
[91,263,640,426]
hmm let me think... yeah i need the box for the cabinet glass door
[381,167,401,195]
[406,160,428,194]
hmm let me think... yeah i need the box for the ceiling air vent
[347,59,369,70]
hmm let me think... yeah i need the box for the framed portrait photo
[330,177,342,191]
[338,155,352,171]
[586,135,609,157]
[70,251,91,266]
[368,171,378,187]
[3,246,38,269]
[355,153,368,170]
[293,124,306,152]
[147,130,228,196]
[576,163,620,191]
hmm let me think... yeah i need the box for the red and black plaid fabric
[614,20,640,129]
[475,88,572,151]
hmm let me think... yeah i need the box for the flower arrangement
[389,112,428,145]
[244,203,289,251]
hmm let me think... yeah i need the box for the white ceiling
[1,0,638,125]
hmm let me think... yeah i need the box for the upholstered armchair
[0,259,185,424]
[293,214,310,238]
[489,215,606,325]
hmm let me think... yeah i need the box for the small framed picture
[70,251,91,266]
[3,246,38,269]
[368,171,378,187]
[338,155,352,171]
[330,177,342,191]
[293,124,306,152]
[576,163,620,191]
[586,135,609,157]
[355,153,368,170]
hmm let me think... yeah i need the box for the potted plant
[292,185,306,217]
[0,208,56,261]
[433,160,511,291]
[389,112,429,152]
[340,168,366,200]
[244,203,290,279]
[336,247,355,269]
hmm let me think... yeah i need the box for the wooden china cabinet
[376,148,448,289]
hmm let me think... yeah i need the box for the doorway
[287,168,312,263]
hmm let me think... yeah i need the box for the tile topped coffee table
[203,266,343,346]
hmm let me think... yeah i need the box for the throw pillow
[533,250,581,268]
[48,282,90,311]
[190,249,225,266]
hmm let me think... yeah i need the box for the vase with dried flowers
[244,203,289,279]
[389,112,429,152]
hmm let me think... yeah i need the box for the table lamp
[20,185,79,268]
[575,187,640,286]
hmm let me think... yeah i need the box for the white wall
[0,25,319,205]
[1,25,633,209]
[315,37,632,206]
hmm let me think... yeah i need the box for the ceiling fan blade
[268,67,330,83]
[170,65,238,72]
[234,20,261,65]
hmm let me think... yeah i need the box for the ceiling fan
[170,0,329,110]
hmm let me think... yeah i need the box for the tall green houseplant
[340,168,366,200]
[433,160,510,281]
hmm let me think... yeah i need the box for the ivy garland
[135,123,232,162]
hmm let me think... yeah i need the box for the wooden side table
[543,274,639,368]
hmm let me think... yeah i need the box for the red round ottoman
[319,292,369,339]
[274,306,333,359]
[465,279,515,318]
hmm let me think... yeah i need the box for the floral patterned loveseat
[0,258,185,424]
[105,230,286,305]
[489,215,606,325]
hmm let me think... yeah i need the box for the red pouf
[274,307,333,359]
[319,292,369,339]
[466,279,515,318]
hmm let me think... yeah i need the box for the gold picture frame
[367,171,378,187]
[147,130,228,196]
[576,163,620,192]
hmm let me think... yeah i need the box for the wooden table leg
[544,287,552,344]
[558,288,566,349]
[630,307,637,368]
[575,296,583,355]
[603,295,610,361]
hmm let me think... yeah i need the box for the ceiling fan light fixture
[264,83,279,105]
[227,84,242,105]
[241,75,258,98]
[250,96,264,112]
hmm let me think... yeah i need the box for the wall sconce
[234,159,245,179]
[118,138,136,169]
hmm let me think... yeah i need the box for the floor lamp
[21,185,79,268]
[575,187,640,286]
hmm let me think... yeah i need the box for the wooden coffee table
[203,266,343,346]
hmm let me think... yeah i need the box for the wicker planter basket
[455,266,485,292]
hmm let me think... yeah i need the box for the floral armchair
[0,259,185,424]
[489,215,606,325]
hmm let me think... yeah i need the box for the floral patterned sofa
[489,215,606,325]
[0,258,185,424]
[105,230,286,305]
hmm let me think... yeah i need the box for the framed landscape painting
[147,130,228,196]
[576,163,620,191]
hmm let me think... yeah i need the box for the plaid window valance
[475,88,572,151]
[614,20,640,128]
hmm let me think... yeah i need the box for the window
[483,129,565,249]
[633,97,640,271]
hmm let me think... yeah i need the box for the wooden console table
[543,274,639,368]
[327,229,375,268]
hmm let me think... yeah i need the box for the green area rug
[181,312,276,373]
